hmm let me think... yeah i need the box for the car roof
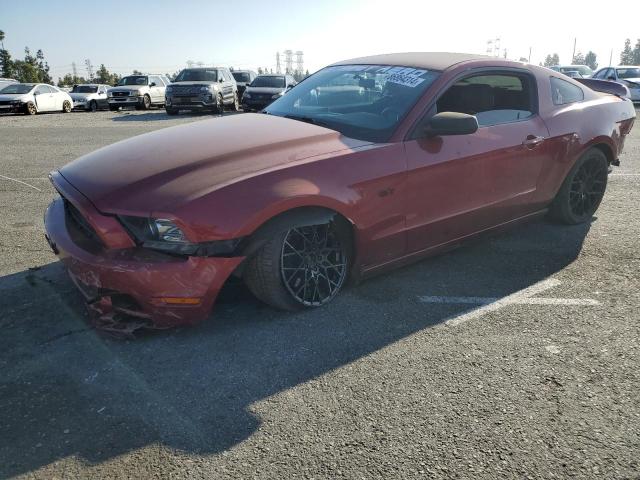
[257,74,284,77]
[331,52,492,71]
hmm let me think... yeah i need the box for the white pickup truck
[107,74,171,110]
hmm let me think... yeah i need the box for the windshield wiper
[282,114,332,128]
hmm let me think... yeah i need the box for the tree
[632,39,640,66]
[94,64,120,85]
[257,67,263,74]
[57,73,87,87]
[36,49,52,83]
[543,53,560,67]
[584,51,598,70]
[572,51,585,65]
[0,29,5,50]
[0,47,13,78]
[620,38,634,65]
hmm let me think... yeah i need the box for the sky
[1,0,638,80]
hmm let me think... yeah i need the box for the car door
[403,71,551,253]
[148,76,163,103]
[33,85,55,111]
[98,86,109,107]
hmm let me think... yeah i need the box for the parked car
[551,65,593,78]
[70,84,110,111]
[0,83,73,115]
[241,74,297,111]
[592,66,640,103]
[44,52,636,329]
[231,69,257,98]
[107,74,170,111]
[0,77,17,90]
[562,70,583,78]
[165,67,238,115]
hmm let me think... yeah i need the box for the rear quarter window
[550,77,584,105]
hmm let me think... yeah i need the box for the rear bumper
[44,176,244,327]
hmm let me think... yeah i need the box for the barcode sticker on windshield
[385,68,429,87]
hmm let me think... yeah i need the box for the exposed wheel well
[591,143,614,165]
[233,206,356,277]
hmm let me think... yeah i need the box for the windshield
[117,76,148,86]
[251,76,285,88]
[174,69,218,82]
[71,85,98,93]
[617,68,640,79]
[232,72,251,83]
[0,84,35,94]
[560,66,592,76]
[265,65,440,142]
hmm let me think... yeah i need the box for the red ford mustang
[44,52,636,328]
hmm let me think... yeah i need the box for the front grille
[171,85,203,96]
[63,197,103,247]
[112,91,130,97]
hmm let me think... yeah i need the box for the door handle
[523,135,545,148]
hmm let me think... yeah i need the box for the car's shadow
[110,110,244,122]
[0,218,592,477]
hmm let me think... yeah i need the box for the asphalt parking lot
[1,108,639,479]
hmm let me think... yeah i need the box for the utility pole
[609,49,613,66]
[572,38,576,63]
[186,60,194,68]
[528,47,532,63]
[72,62,78,80]
[276,52,281,74]
[84,59,93,80]
[295,51,304,76]
[284,50,293,74]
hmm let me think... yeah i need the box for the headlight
[130,90,141,96]
[271,92,284,99]
[118,215,243,256]
[107,91,114,97]
[166,86,173,93]
[200,85,213,93]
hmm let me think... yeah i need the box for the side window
[149,75,162,86]
[593,69,606,79]
[435,73,534,127]
[550,77,584,105]
[35,85,50,94]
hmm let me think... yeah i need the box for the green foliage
[0,48,14,78]
[94,64,120,85]
[620,39,634,65]
[633,39,640,65]
[57,73,87,87]
[543,53,560,67]
[0,31,53,83]
[584,51,597,70]
[572,51,585,65]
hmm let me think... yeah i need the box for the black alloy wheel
[280,224,348,307]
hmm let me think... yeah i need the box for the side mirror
[149,82,156,87]
[425,112,478,137]
[606,75,616,81]
[33,91,39,96]
[219,78,224,83]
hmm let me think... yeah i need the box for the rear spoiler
[575,78,630,98]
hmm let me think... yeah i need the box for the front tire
[62,100,72,113]
[213,93,224,114]
[109,105,119,112]
[549,148,608,224]
[165,107,179,115]
[137,94,151,110]
[244,222,350,311]
[24,102,37,115]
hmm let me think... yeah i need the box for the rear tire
[244,221,350,311]
[549,148,608,224]
[109,105,119,112]
[62,100,71,113]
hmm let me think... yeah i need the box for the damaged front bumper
[43,175,244,328]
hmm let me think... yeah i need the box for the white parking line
[418,278,599,327]
[0,174,42,192]
[610,173,640,176]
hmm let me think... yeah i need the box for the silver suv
[108,74,170,111]
[165,67,238,115]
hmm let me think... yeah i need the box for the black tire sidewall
[551,149,608,224]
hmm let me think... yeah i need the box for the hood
[0,93,28,101]
[70,92,95,100]
[59,113,372,214]
[109,85,148,93]
[245,86,285,95]
[171,81,217,87]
